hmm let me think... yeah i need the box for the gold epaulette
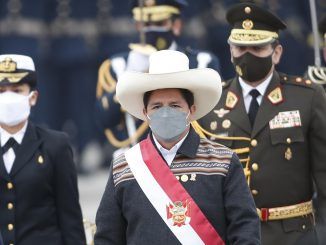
[96,59,117,98]
[104,122,149,148]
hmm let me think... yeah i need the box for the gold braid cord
[191,121,252,185]
[105,121,149,148]
[96,59,117,98]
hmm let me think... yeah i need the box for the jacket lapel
[226,77,252,135]
[251,72,283,138]
[10,122,43,177]
[0,154,10,181]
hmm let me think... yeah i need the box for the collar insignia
[225,91,238,109]
[268,87,283,105]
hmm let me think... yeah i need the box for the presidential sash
[124,137,225,245]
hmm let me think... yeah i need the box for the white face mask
[0,91,33,126]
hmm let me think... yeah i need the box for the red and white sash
[124,137,225,245]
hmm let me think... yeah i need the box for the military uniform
[0,55,86,245]
[196,3,326,245]
[95,0,220,151]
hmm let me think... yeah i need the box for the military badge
[225,91,238,109]
[269,110,302,129]
[222,119,231,129]
[214,108,230,118]
[167,200,191,227]
[285,147,292,160]
[181,175,188,182]
[268,87,283,105]
[210,121,217,130]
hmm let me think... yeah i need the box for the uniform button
[251,190,258,195]
[302,225,306,230]
[252,163,259,171]
[8,203,14,210]
[251,139,257,147]
[7,182,13,189]
[286,138,291,144]
[8,223,14,231]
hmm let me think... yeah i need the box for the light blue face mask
[147,106,190,143]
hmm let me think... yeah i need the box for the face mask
[147,106,190,143]
[0,91,32,126]
[144,26,175,50]
[232,52,273,82]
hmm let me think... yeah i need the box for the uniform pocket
[270,127,304,145]
[282,215,315,233]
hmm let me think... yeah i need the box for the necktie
[248,89,260,126]
[2,137,18,155]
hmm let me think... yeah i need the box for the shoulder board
[279,73,315,89]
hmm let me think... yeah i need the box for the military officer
[0,55,86,244]
[196,3,326,245]
[95,0,220,158]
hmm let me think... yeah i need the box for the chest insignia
[167,200,191,227]
[225,91,238,109]
[268,87,283,105]
[222,119,231,129]
[214,108,230,118]
[210,121,217,130]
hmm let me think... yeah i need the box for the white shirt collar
[0,121,28,147]
[239,72,273,98]
[152,132,189,165]
[168,41,177,51]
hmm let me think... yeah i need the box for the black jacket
[0,122,86,245]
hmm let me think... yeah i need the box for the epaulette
[279,73,314,88]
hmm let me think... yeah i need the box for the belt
[257,200,313,221]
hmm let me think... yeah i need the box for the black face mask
[144,27,175,50]
[232,52,273,82]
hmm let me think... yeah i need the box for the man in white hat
[0,55,86,245]
[94,50,260,244]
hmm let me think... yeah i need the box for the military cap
[131,0,188,22]
[319,15,326,38]
[0,54,37,88]
[226,2,286,46]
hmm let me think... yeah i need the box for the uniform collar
[0,121,28,146]
[239,72,272,97]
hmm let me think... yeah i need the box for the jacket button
[7,182,13,189]
[251,139,257,147]
[286,138,291,144]
[8,223,14,231]
[8,203,14,210]
[251,189,259,195]
[252,163,259,171]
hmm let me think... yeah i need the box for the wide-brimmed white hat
[116,50,222,121]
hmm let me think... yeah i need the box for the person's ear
[272,44,283,65]
[29,90,39,107]
[172,18,182,36]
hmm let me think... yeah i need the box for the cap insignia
[0,57,17,72]
[242,19,254,30]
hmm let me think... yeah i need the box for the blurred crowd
[0,0,325,172]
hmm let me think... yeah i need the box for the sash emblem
[167,200,191,227]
